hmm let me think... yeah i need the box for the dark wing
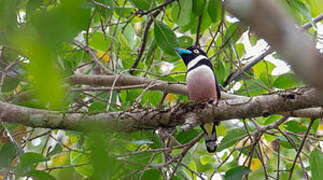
[214,73,221,99]
[209,61,221,99]
[204,59,221,100]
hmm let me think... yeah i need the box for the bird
[175,46,221,153]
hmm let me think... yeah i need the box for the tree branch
[69,73,241,99]
[0,88,321,132]
[130,10,160,73]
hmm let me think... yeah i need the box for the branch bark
[224,0,323,93]
[69,73,241,99]
[1,88,321,132]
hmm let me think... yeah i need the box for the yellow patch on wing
[203,123,214,136]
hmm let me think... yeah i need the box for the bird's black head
[175,46,208,66]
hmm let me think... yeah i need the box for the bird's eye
[193,49,199,54]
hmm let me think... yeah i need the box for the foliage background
[0,0,322,179]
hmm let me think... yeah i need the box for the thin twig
[277,139,280,180]
[130,11,160,73]
[137,0,176,17]
[195,15,203,47]
[43,163,90,171]
[288,119,314,180]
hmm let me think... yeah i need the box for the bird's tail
[200,123,217,153]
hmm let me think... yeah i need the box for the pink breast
[187,69,218,101]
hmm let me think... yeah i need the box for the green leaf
[115,6,133,18]
[12,0,91,110]
[311,118,319,133]
[264,133,275,142]
[17,152,50,175]
[142,91,162,107]
[176,129,199,144]
[217,129,246,152]
[291,0,315,28]
[127,152,152,169]
[224,166,251,180]
[30,0,91,48]
[190,9,212,34]
[121,48,136,69]
[154,20,179,56]
[249,35,258,46]
[284,120,307,133]
[278,135,301,149]
[259,72,274,88]
[24,170,56,180]
[224,23,242,44]
[252,60,275,79]
[178,36,193,48]
[236,79,267,96]
[89,133,118,180]
[130,0,153,10]
[200,154,214,165]
[216,124,227,137]
[177,0,192,26]
[70,151,93,177]
[192,0,205,16]
[235,43,245,59]
[120,24,137,49]
[145,38,157,65]
[273,73,304,89]
[26,0,43,19]
[310,149,323,180]
[186,161,197,180]
[307,0,323,17]
[214,59,227,84]
[0,0,17,43]
[208,0,222,23]
[126,89,141,102]
[88,32,111,51]
[141,169,160,180]
[0,142,17,168]
[171,3,180,23]
[1,76,19,92]
[88,101,106,112]
[150,133,162,149]
[47,144,62,157]
[264,114,282,125]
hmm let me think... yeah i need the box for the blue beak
[175,48,192,56]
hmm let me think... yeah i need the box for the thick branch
[1,88,321,132]
[224,0,323,93]
[289,107,323,119]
